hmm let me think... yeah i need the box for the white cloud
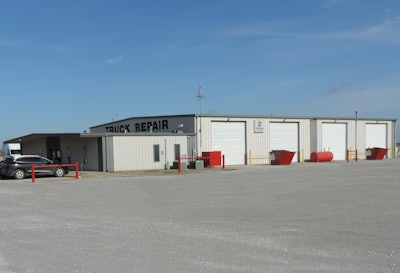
[43,45,70,52]
[106,55,124,64]
[0,38,22,47]
[1,37,71,52]
[222,20,302,39]
[319,17,400,44]
[222,16,400,46]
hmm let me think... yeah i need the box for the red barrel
[310,152,333,162]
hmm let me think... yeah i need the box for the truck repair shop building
[4,114,397,172]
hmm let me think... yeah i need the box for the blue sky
[1,0,400,143]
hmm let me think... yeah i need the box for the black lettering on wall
[162,120,168,130]
[152,121,158,130]
[133,120,170,132]
[105,124,131,133]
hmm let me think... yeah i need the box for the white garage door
[212,122,245,165]
[366,124,387,149]
[269,122,299,162]
[322,123,347,160]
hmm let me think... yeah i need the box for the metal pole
[355,111,358,162]
[75,162,79,179]
[32,164,35,183]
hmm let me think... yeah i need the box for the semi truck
[2,143,22,158]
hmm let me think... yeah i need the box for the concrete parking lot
[1,159,399,273]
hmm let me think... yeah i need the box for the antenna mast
[197,86,205,114]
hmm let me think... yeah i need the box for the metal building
[3,114,396,172]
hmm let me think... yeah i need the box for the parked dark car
[0,155,69,179]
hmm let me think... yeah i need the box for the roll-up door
[322,123,347,160]
[211,122,245,165]
[269,122,299,162]
[366,124,387,149]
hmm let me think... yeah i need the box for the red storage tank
[202,151,222,167]
[310,152,333,162]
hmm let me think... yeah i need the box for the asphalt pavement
[1,159,399,273]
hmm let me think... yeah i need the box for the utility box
[366,147,387,160]
[202,151,222,167]
[172,161,188,169]
[190,160,204,169]
[270,150,296,165]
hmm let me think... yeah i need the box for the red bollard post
[355,149,358,162]
[75,162,79,179]
[32,164,35,183]
[222,155,225,169]
[178,157,182,173]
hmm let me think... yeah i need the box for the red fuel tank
[310,152,333,162]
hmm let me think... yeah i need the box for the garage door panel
[322,123,346,160]
[366,124,387,149]
[270,122,299,162]
[212,122,245,165]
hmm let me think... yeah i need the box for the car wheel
[14,169,26,179]
[54,168,65,177]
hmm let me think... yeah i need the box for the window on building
[153,144,160,162]
[174,144,180,161]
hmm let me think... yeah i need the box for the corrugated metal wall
[109,135,189,171]
[196,115,396,163]
[196,116,311,164]
[313,119,395,160]
[11,115,396,172]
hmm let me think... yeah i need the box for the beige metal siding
[247,119,268,164]
[299,119,311,161]
[196,116,311,165]
[314,118,396,160]
[111,135,188,171]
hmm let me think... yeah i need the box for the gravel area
[1,159,399,273]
